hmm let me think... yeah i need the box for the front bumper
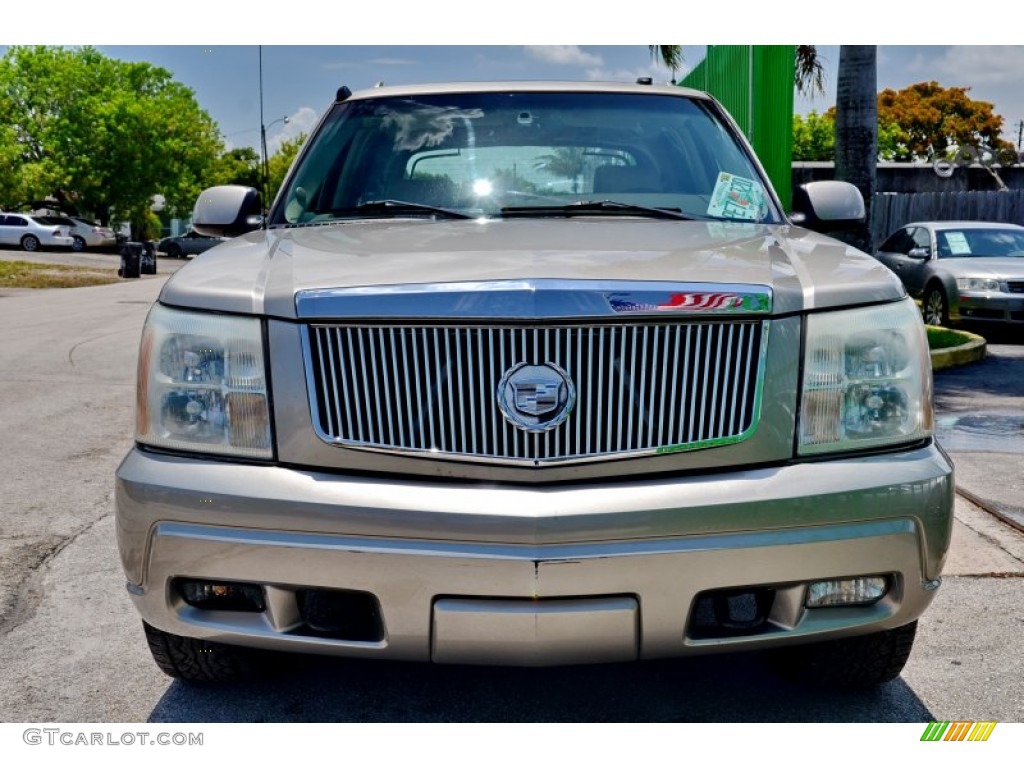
[955,291,1024,323]
[115,443,954,665]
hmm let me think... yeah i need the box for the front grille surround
[302,320,768,466]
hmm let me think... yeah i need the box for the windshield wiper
[325,199,473,220]
[500,200,695,221]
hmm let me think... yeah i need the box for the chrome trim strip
[296,279,773,320]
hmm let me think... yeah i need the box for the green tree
[792,111,835,161]
[794,110,902,162]
[214,147,262,188]
[266,133,307,202]
[0,46,222,228]
[877,81,1010,161]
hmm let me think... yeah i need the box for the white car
[36,215,118,251]
[69,217,118,251]
[0,212,74,251]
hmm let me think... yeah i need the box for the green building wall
[681,45,795,211]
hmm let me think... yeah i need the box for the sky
[5,4,1024,155]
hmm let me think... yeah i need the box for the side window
[0,216,9,226]
[910,227,931,254]
[880,228,912,254]
[8,216,27,227]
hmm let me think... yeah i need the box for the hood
[935,257,1024,280]
[158,218,905,318]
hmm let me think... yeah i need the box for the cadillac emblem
[497,363,575,433]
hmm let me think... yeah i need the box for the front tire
[71,236,86,252]
[166,243,182,259]
[924,286,950,327]
[21,235,39,252]
[142,621,261,683]
[770,621,917,688]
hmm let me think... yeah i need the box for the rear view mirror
[192,186,263,238]
[790,181,866,232]
[908,247,930,260]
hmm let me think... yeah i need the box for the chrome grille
[1008,281,1024,294]
[304,322,767,464]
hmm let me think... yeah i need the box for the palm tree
[833,45,877,253]
[649,46,683,82]
[794,44,877,253]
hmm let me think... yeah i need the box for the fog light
[177,579,265,612]
[806,576,888,608]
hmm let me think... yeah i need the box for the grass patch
[926,325,974,350]
[0,260,119,289]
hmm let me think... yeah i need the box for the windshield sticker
[707,172,767,221]
[943,232,972,255]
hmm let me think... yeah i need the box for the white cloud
[266,106,319,154]
[905,46,1024,87]
[524,46,602,68]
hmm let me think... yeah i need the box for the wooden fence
[871,190,1024,244]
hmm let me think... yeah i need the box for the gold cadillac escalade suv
[115,81,953,686]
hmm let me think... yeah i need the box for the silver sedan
[875,221,1024,327]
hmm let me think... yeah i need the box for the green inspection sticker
[707,172,767,221]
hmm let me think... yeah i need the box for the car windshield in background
[272,91,780,226]
[936,228,1024,258]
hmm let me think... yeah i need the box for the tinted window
[273,91,780,225]
[910,227,931,250]
[936,228,1024,258]
[880,228,913,254]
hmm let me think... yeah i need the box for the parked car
[70,217,118,251]
[0,212,74,251]
[157,230,227,258]
[875,221,1024,327]
[117,81,952,687]
[35,215,118,252]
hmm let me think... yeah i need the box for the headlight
[799,299,932,455]
[136,304,272,458]
[956,277,1000,292]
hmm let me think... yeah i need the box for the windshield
[271,90,781,226]
[936,228,1024,258]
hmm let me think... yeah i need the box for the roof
[905,221,1024,230]
[341,80,710,103]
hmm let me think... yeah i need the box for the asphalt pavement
[932,335,1024,533]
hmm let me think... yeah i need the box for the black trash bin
[141,241,157,275]
[119,242,142,279]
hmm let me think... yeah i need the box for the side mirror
[789,181,866,232]
[192,185,263,238]
[907,247,931,260]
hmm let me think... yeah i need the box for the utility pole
[1017,119,1023,151]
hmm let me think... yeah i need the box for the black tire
[142,621,261,683]
[21,234,39,252]
[923,285,950,327]
[166,243,182,259]
[770,621,917,688]
[71,236,86,252]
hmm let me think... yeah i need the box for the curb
[929,329,987,371]
[955,487,1024,537]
